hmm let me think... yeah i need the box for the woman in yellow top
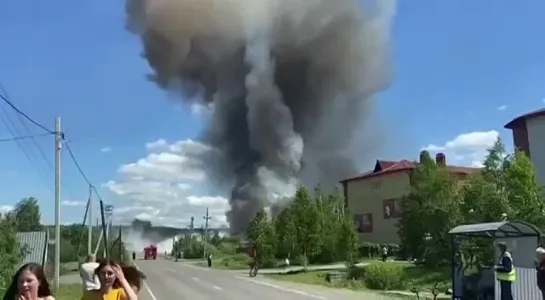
[81,260,138,300]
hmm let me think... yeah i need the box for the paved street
[134,257,396,299]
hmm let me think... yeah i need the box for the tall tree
[274,206,297,259]
[13,197,42,232]
[247,207,276,267]
[337,210,359,267]
[291,186,322,268]
[398,151,460,265]
[504,150,545,228]
[0,212,21,287]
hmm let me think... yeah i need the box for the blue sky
[0,0,544,226]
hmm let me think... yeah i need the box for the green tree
[291,186,322,268]
[247,207,276,268]
[398,151,461,265]
[337,210,359,267]
[13,197,42,232]
[210,231,222,247]
[274,205,297,259]
[0,212,21,288]
[504,150,545,227]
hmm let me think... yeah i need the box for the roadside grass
[55,284,82,300]
[265,261,451,298]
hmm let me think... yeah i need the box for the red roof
[504,108,545,129]
[340,159,479,183]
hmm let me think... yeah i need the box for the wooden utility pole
[88,184,93,255]
[53,117,61,290]
[203,208,211,259]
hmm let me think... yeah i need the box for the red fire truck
[144,244,157,260]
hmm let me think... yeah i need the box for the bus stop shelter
[449,221,541,300]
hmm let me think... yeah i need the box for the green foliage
[0,212,20,288]
[338,212,359,267]
[363,263,407,290]
[398,150,461,265]
[13,197,43,232]
[247,207,277,268]
[398,138,545,267]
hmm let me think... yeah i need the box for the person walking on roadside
[536,247,545,299]
[80,254,101,293]
[207,253,213,268]
[381,245,388,262]
[495,242,515,300]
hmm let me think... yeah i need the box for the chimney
[436,153,446,166]
[419,150,429,163]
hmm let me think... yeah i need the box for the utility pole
[88,184,93,255]
[203,207,211,259]
[54,117,61,290]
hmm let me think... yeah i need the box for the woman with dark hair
[81,259,138,300]
[2,263,54,300]
[120,266,146,293]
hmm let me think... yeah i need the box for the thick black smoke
[125,0,396,234]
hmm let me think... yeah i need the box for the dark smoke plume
[125,0,396,234]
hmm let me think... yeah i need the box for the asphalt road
[133,258,393,300]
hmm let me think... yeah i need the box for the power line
[0,93,54,134]
[64,141,105,202]
[64,141,93,187]
[0,132,53,142]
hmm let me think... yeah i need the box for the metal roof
[448,221,541,238]
[17,231,48,266]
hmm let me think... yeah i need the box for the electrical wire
[0,93,54,134]
[64,141,106,202]
[0,132,53,142]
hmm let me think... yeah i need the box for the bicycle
[249,261,259,277]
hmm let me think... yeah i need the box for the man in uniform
[495,242,515,300]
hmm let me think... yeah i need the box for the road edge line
[134,262,158,300]
[234,276,326,299]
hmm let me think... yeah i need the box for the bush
[219,253,251,269]
[346,266,366,280]
[358,243,401,259]
[363,263,407,290]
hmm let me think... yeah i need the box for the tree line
[398,138,545,267]
[247,186,359,268]
[0,198,126,286]
[231,138,544,270]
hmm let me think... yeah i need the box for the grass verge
[265,262,450,297]
[55,284,82,300]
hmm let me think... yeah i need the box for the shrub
[358,243,402,259]
[346,266,366,280]
[363,263,407,290]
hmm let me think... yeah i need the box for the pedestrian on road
[3,262,54,300]
[536,247,545,299]
[80,254,100,292]
[381,245,388,262]
[207,253,212,268]
[132,252,136,261]
[82,259,138,300]
[495,242,515,300]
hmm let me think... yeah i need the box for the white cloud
[101,147,112,153]
[62,200,87,206]
[104,139,228,228]
[422,130,499,167]
[190,103,214,116]
[0,205,13,214]
[497,105,507,111]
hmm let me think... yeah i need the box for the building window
[383,199,402,219]
[371,181,381,189]
[354,214,373,233]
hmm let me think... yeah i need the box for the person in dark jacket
[536,247,545,299]
[495,242,515,300]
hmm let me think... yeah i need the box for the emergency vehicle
[144,244,157,260]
